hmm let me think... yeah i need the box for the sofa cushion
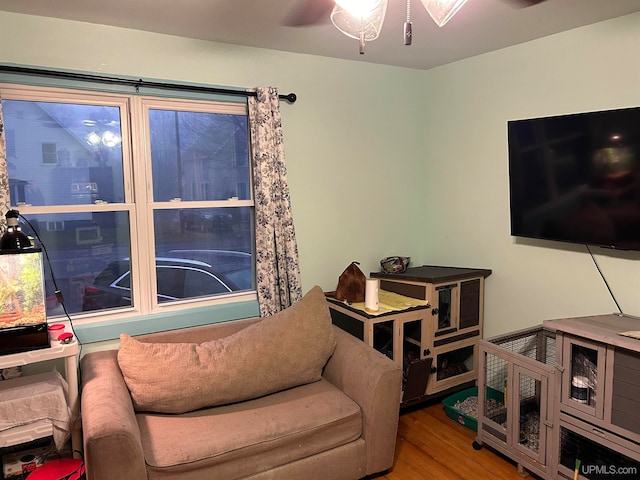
[117,285,336,413]
[136,378,363,479]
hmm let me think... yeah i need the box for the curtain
[248,87,302,316]
[0,97,9,229]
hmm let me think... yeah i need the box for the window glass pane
[84,260,132,311]
[156,266,185,299]
[1,87,256,322]
[1,99,125,205]
[183,269,229,297]
[18,211,132,316]
[149,109,249,201]
[153,208,254,302]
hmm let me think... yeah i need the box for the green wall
[0,11,426,350]
[0,11,638,346]
[419,13,640,336]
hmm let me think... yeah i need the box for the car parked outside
[82,250,253,311]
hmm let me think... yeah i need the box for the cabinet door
[433,283,459,335]
[400,316,431,402]
[459,278,482,330]
[432,277,483,336]
[558,415,640,479]
[401,317,426,367]
[478,346,509,444]
[561,335,606,419]
[428,341,476,394]
[512,365,549,465]
[606,348,640,443]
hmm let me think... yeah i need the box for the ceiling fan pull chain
[404,0,413,45]
[359,16,366,54]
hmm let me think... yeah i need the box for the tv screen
[508,106,640,250]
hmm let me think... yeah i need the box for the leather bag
[335,261,366,303]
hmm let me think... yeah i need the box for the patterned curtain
[0,97,9,229]
[248,87,302,316]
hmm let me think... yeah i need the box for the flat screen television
[508,106,640,251]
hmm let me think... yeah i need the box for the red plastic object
[47,324,64,340]
[58,332,74,344]
[28,458,85,480]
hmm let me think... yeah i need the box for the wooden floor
[380,401,532,480]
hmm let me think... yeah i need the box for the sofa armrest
[81,351,147,480]
[323,326,402,476]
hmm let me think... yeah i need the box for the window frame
[0,83,258,326]
[41,142,58,164]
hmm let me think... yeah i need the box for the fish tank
[0,249,49,355]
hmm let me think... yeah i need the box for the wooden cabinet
[475,316,640,479]
[328,300,431,404]
[372,266,489,338]
[328,265,491,406]
[373,266,491,398]
[544,315,640,479]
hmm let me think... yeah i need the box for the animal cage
[474,326,557,479]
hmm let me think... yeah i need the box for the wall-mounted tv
[508,106,640,251]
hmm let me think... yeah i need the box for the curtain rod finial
[283,93,297,103]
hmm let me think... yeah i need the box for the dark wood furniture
[328,265,491,406]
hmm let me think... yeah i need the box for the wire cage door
[512,365,549,465]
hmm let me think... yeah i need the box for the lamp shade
[331,0,388,41]
[420,0,469,27]
[0,210,32,251]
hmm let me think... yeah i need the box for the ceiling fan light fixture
[330,0,388,42]
[334,0,384,19]
[420,0,469,27]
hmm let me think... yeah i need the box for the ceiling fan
[284,0,547,27]
[284,0,548,54]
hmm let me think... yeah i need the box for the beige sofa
[80,287,403,480]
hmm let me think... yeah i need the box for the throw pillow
[117,285,336,413]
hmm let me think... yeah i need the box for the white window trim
[1,83,258,326]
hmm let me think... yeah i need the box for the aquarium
[0,249,49,355]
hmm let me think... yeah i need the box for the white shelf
[0,335,80,454]
[0,341,79,369]
[0,420,53,448]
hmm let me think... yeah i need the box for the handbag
[335,261,366,303]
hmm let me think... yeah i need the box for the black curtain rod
[0,65,297,103]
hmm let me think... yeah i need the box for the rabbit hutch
[474,325,557,479]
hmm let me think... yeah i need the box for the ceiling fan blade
[502,0,548,7]
[281,0,335,27]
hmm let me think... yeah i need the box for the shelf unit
[0,333,80,453]
[544,314,640,479]
[373,265,491,398]
[328,299,432,403]
[329,265,491,405]
[474,315,640,479]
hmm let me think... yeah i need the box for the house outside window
[0,84,256,321]
[41,142,58,164]
[4,128,15,158]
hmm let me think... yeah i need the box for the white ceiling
[0,0,639,70]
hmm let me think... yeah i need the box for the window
[0,84,256,321]
[41,142,58,164]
